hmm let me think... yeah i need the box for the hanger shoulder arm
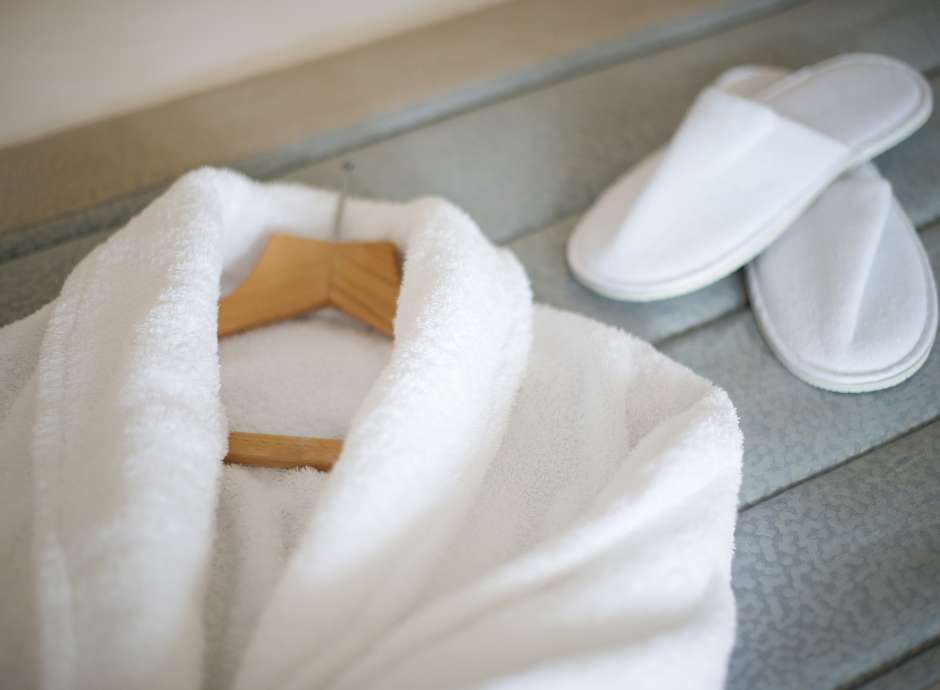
[330,242,401,336]
[218,235,333,336]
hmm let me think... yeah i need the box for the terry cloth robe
[0,168,742,690]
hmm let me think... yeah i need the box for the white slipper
[695,65,938,393]
[567,54,933,301]
[725,73,939,394]
[748,163,937,392]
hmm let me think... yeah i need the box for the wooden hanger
[220,164,400,471]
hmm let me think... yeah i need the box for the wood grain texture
[219,235,331,336]
[329,242,402,336]
[225,432,342,471]
[217,235,400,338]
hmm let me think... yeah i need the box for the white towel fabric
[0,168,742,690]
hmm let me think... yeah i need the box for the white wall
[0,0,506,148]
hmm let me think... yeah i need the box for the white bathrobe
[0,168,742,690]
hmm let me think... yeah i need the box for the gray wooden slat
[0,230,109,327]
[855,644,940,690]
[0,192,154,264]
[3,0,940,266]
[729,419,940,690]
[659,222,940,506]
[283,0,940,244]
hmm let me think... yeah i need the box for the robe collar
[29,168,533,689]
